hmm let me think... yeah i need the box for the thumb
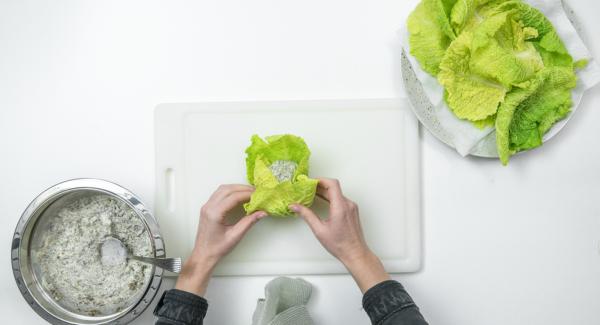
[290,204,323,235]
[230,211,268,239]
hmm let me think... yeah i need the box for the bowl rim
[11,178,165,325]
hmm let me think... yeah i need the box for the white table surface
[1,0,599,324]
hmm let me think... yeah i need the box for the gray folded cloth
[252,277,314,325]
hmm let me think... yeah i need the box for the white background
[1,0,599,324]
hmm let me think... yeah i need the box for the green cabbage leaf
[244,134,318,216]
[407,0,457,75]
[495,67,576,164]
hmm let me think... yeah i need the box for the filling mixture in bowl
[32,194,153,316]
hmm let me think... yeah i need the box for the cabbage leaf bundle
[244,134,318,216]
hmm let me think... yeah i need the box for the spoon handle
[130,255,182,273]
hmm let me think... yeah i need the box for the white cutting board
[154,99,421,275]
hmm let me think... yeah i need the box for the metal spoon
[101,237,182,273]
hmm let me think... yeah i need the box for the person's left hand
[176,184,267,296]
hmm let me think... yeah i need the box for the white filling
[269,160,298,182]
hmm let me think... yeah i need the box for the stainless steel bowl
[11,179,165,324]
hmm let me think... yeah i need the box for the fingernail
[258,212,268,218]
[289,204,299,212]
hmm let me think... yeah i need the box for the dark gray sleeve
[362,280,429,325]
[154,289,208,325]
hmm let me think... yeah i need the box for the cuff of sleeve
[153,289,208,325]
[362,280,417,324]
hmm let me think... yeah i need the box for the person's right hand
[289,178,390,293]
[176,184,267,296]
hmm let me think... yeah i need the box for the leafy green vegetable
[407,0,457,75]
[473,114,497,129]
[244,134,318,217]
[408,0,580,163]
[450,0,507,35]
[438,31,508,121]
[496,67,576,164]
[574,59,589,70]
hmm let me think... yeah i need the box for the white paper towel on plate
[400,0,600,156]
